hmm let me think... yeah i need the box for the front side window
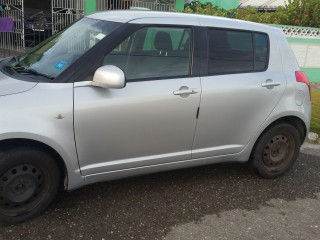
[208,29,269,75]
[104,26,192,80]
[8,18,122,79]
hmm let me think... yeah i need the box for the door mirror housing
[92,65,125,89]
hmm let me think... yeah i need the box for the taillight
[295,71,311,98]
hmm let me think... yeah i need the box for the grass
[311,88,320,135]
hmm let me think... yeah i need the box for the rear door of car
[192,26,286,159]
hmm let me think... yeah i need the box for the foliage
[285,0,320,28]
[184,0,320,28]
[184,2,230,16]
[311,89,320,135]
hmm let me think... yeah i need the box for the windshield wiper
[3,64,21,75]
[22,68,55,80]
[5,65,54,80]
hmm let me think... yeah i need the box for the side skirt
[84,153,247,186]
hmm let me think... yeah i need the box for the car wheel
[252,123,301,178]
[0,147,60,224]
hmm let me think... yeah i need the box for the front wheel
[0,147,61,224]
[252,123,301,178]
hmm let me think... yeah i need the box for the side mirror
[92,65,125,89]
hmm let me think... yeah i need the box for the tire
[0,147,60,224]
[252,123,301,179]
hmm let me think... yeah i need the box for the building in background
[199,0,239,10]
[239,0,286,11]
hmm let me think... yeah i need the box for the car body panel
[0,83,84,189]
[192,28,287,158]
[198,16,280,33]
[84,152,240,185]
[0,70,37,96]
[74,78,201,175]
[129,17,199,26]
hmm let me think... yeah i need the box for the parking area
[0,147,320,240]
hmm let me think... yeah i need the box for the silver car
[0,11,311,224]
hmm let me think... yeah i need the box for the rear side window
[208,29,269,75]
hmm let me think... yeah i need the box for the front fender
[0,82,84,190]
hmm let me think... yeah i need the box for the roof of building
[240,0,287,9]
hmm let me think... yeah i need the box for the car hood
[0,70,38,96]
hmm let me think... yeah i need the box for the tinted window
[254,33,268,71]
[208,29,268,75]
[104,27,191,80]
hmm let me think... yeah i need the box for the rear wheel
[252,123,301,178]
[0,147,60,224]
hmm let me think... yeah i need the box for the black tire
[0,147,60,224]
[252,123,301,178]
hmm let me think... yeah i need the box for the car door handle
[261,81,281,88]
[173,89,198,95]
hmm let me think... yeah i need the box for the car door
[74,24,201,175]
[192,27,286,159]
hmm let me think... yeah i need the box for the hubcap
[0,164,43,208]
[262,134,294,170]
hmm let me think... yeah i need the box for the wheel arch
[0,138,68,190]
[262,116,306,143]
[250,115,307,159]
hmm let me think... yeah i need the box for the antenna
[225,2,243,18]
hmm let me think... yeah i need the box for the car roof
[89,10,205,22]
[88,10,280,34]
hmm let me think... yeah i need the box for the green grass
[311,89,320,135]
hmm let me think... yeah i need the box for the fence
[0,0,176,58]
[0,0,24,57]
[274,24,320,83]
[52,0,84,34]
[96,0,175,11]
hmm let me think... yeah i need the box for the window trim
[61,22,132,83]
[106,24,197,83]
[69,23,201,84]
[253,32,269,72]
[204,27,270,77]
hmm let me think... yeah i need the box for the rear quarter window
[254,33,269,71]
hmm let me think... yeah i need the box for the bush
[184,2,230,16]
[285,0,320,27]
[184,0,320,28]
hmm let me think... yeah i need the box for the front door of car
[192,28,286,158]
[73,25,201,175]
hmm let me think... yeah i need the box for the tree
[183,0,320,28]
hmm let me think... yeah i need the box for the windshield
[10,18,122,78]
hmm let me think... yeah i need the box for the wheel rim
[0,164,44,215]
[262,133,295,171]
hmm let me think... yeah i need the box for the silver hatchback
[0,11,311,224]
